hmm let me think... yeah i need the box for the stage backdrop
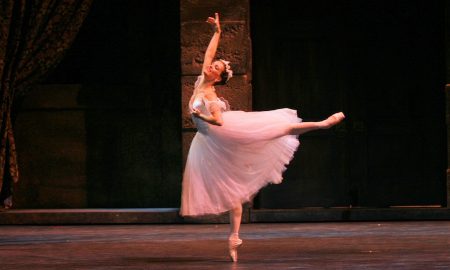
[252,0,447,208]
[12,0,449,210]
[14,0,182,208]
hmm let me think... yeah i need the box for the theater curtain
[0,0,92,208]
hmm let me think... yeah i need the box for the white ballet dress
[180,78,302,217]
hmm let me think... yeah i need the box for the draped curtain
[0,0,92,208]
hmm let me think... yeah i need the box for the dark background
[33,0,182,208]
[17,0,447,209]
[252,0,447,208]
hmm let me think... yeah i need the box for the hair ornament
[219,59,233,82]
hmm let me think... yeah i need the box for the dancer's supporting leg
[229,204,243,262]
[289,112,345,135]
[229,204,242,236]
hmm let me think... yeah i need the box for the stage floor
[1,221,449,269]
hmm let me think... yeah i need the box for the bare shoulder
[204,92,218,102]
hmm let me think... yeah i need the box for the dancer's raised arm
[202,13,221,72]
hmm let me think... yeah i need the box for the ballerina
[179,12,345,262]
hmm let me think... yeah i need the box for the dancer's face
[204,61,225,82]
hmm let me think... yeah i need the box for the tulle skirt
[180,108,301,217]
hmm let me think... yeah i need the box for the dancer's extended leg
[228,204,243,262]
[289,112,345,135]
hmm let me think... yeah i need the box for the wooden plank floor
[0,221,449,269]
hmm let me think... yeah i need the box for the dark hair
[214,70,229,86]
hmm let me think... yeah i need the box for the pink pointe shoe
[228,235,243,262]
[322,112,345,128]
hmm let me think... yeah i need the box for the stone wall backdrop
[13,0,182,208]
[180,0,252,165]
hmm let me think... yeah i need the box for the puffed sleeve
[208,100,226,113]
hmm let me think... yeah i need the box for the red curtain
[0,0,92,208]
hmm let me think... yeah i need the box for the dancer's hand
[191,108,201,117]
[206,12,221,33]
[191,108,223,126]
